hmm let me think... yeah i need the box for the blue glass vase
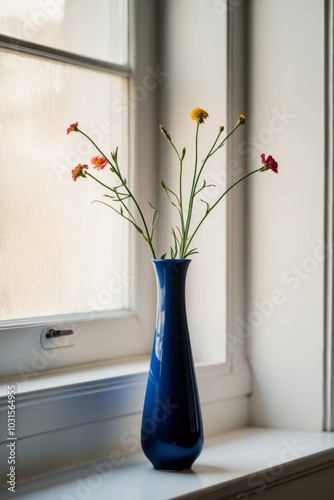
[141,259,203,470]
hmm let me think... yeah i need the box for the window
[0,0,159,378]
[0,0,129,322]
[0,0,245,385]
[0,2,254,480]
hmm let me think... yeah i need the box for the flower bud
[160,125,171,142]
[181,148,186,160]
[238,114,247,125]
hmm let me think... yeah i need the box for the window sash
[0,34,131,76]
[0,0,162,379]
[0,2,132,326]
[0,0,245,380]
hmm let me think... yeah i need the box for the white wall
[246,0,325,430]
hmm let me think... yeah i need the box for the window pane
[0,0,128,64]
[0,50,130,322]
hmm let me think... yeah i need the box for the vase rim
[152,258,191,263]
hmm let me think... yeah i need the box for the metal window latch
[40,327,75,350]
[45,328,74,339]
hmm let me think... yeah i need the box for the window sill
[0,356,238,404]
[2,427,334,499]
[0,356,151,398]
[0,356,251,484]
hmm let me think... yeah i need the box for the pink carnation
[261,153,278,174]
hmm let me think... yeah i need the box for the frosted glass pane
[0,50,130,322]
[0,0,127,64]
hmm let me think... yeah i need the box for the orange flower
[72,163,88,181]
[91,155,108,170]
[190,108,209,124]
[67,122,79,134]
[238,114,246,124]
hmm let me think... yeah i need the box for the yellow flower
[238,114,247,124]
[190,108,209,124]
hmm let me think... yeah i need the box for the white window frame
[0,0,253,482]
[0,0,250,383]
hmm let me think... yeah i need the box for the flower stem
[78,129,157,259]
[181,123,200,258]
[208,121,242,159]
[183,167,262,257]
[179,156,185,241]
[179,121,243,259]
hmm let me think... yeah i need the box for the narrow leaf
[152,209,159,229]
[133,223,143,235]
[184,248,199,258]
[111,147,118,163]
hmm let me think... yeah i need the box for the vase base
[153,466,193,472]
[142,438,203,472]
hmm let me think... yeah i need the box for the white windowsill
[0,357,151,397]
[0,357,229,398]
[0,356,250,475]
[3,427,334,500]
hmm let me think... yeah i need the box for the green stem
[79,130,157,259]
[120,170,157,258]
[183,167,262,257]
[179,157,185,244]
[77,129,111,165]
[85,172,115,192]
[179,121,242,258]
[208,121,242,159]
[194,128,224,189]
[162,137,185,256]
[181,123,200,257]
[86,172,135,224]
